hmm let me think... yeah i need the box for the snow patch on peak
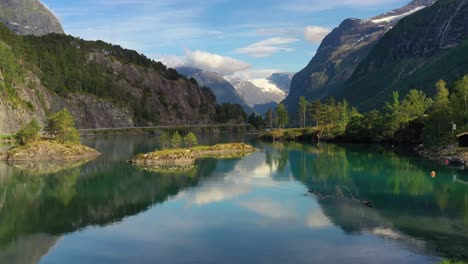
[371,6,425,24]
[250,79,286,95]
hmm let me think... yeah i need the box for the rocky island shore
[0,141,100,161]
[129,143,256,166]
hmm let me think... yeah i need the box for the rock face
[284,0,436,113]
[0,0,64,36]
[176,66,252,113]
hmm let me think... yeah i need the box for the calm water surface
[0,134,467,263]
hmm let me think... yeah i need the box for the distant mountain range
[0,0,64,36]
[283,0,463,113]
[177,66,293,114]
[176,66,253,113]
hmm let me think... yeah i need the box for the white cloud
[304,26,331,43]
[234,37,299,58]
[184,49,250,75]
[157,49,251,76]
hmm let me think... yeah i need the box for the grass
[130,143,256,165]
[0,134,13,141]
[3,140,100,161]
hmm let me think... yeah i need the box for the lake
[0,134,467,264]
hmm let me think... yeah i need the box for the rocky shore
[415,144,468,164]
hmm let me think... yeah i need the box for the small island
[0,109,100,162]
[129,132,255,166]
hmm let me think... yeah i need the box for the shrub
[14,118,41,145]
[45,108,80,143]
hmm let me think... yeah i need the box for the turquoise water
[0,135,466,263]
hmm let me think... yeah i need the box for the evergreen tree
[171,131,182,148]
[160,131,170,149]
[184,132,198,148]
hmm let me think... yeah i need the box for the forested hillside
[0,24,218,133]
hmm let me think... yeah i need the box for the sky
[41,0,410,80]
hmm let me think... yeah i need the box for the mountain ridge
[283,0,437,113]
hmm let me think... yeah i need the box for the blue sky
[41,0,410,79]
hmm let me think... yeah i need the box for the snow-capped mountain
[229,77,288,107]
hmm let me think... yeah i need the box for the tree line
[255,75,468,146]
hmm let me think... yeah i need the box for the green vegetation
[184,132,198,148]
[160,131,170,149]
[275,103,288,129]
[14,118,41,145]
[440,260,467,264]
[215,103,247,123]
[0,23,213,123]
[264,75,468,146]
[247,113,266,130]
[1,109,100,161]
[45,108,80,144]
[130,143,256,165]
[171,131,183,148]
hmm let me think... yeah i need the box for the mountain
[336,0,468,109]
[0,24,216,133]
[253,102,278,116]
[176,66,253,113]
[0,0,64,36]
[284,0,436,113]
[230,78,287,107]
[267,73,294,94]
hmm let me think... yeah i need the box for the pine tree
[171,131,182,148]
[184,132,198,148]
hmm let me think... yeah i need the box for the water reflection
[0,136,466,263]
[269,143,468,259]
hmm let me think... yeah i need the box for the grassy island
[129,143,256,166]
[0,140,100,161]
[0,109,100,162]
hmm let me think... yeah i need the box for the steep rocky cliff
[0,26,217,134]
[340,0,468,109]
[0,0,64,36]
[284,0,436,113]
